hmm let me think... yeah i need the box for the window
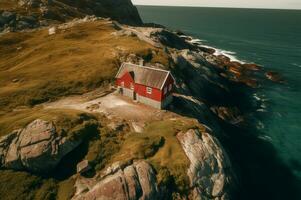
[169,84,172,91]
[164,87,167,95]
[121,81,124,87]
[130,83,134,90]
[146,87,152,94]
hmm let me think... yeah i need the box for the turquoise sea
[137,6,301,199]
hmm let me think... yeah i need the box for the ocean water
[137,6,301,199]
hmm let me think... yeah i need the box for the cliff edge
[0,0,142,32]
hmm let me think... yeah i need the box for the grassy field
[0,19,169,112]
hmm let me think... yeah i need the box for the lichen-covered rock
[0,119,81,173]
[72,161,160,200]
[177,129,235,200]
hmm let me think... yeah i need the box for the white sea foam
[256,121,265,129]
[256,109,267,112]
[190,38,206,43]
[292,63,301,68]
[253,94,261,101]
[258,135,273,142]
[184,34,246,63]
[214,48,245,63]
[261,103,267,109]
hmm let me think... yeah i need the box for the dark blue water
[137,6,301,199]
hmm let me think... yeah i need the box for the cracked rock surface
[177,129,236,200]
[0,119,81,173]
[72,160,160,200]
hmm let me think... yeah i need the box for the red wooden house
[115,63,175,109]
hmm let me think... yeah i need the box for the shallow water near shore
[137,6,301,199]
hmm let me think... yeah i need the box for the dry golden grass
[0,20,169,112]
[0,170,57,200]
[56,177,76,200]
[110,118,203,192]
[0,1,18,10]
[0,107,96,137]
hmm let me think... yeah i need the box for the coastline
[0,2,300,199]
[166,27,301,199]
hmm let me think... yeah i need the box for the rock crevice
[72,160,160,200]
[177,129,236,200]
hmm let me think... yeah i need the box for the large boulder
[0,119,82,173]
[59,0,143,25]
[177,129,236,200]
[72,160,160,200]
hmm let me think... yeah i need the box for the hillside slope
[0,0,142,32]
[0,16,240,200]
[0,18,167,113]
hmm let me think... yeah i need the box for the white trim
[124,62,170,73]
[116,62,176,90]
[160,71,170,90]
[159,71,175,91]
[115,62,126,78]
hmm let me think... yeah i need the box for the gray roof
[115,63,171,89]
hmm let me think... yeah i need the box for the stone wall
[120,87,134,99]
[137,94,161,109]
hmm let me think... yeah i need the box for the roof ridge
[123,62,170,73]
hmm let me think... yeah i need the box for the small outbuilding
[115,63,175,109]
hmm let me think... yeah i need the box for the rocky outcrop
[210,106,244,125]
[177,129,235,200]
[265,71,285,83]
[0,0,142,32]
[63,0,143,25]
[0,119,82,173]
[72,160,160,200]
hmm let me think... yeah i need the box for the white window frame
[169,84,172,91]
[146,87,152,94]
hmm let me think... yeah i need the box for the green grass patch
[56,178,76,200]
[0,108,97,137]
[111,118,203,193]
[84,123,130,171]
[0,170,57,200]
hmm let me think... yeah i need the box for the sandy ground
[44,90,168,122]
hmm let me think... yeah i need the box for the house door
[133,92,137,100]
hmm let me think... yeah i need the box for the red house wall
[161,74,174,100]
[116,72,174,102]
[116,72,134,89]
[135,83,162,101]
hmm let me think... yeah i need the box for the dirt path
[44,91,168,122]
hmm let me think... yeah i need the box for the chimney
[139,59,144,66]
